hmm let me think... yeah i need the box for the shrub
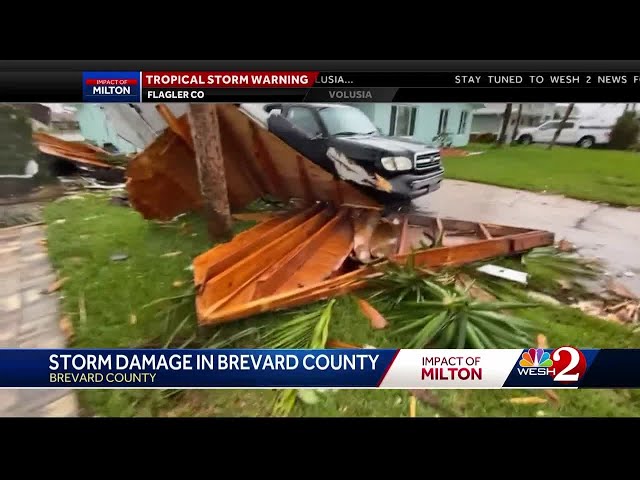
[609,111,640,150]
[469,132,497,143]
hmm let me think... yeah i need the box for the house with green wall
[71,103,483,153]
[350,103,484,147]
[71,104,188,154]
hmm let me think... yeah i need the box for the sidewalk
[0,222,78,416]
[415,179,640,296]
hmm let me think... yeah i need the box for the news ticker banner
[80,71,640,103]
[0,347,639,389]
[3,68,640,102]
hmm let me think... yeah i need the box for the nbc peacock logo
[517,348,556,376]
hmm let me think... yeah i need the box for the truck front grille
[414,152,442,173]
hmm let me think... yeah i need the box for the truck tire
[577,136,595,148]
[519,134,533,145]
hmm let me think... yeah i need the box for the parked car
[516,120,611,148]
[241,103,444,201]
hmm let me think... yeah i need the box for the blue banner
[82,71,141,102]
[2,348,640,389]
[0,349,398,388]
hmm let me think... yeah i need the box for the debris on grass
[110,253,128,262]
[537,333,548,349]
[129,313,137,325]
[53,219,66,225]
[506,397,547,405]
[606,279,638,300]
[59,315,74,341]
[544,390,560,405]
[477,264,528,284]
[355,297,388,330]
[571,298,640,324]
[172,280,185,288]
[44,276,69,294]
[557,278,573,290]
[161,251,182,258]
[409,395,417,417]
[557,239,576,252]
[78,292,87,325]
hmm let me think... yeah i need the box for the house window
[438,109,449,134]
[458,111,469,134]
[390,105,417,136]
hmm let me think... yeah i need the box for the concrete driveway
[413,180,640,296]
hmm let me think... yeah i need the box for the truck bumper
[387,169,444,199]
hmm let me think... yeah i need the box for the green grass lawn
[43,193,640,417]
[445,144,640,206]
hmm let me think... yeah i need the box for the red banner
[142,71,319,88]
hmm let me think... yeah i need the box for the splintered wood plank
[198,207,331,314]
[478,223,493,239]
[510,231,555,251]
[232,212,285,222]
[353,209,382,263]
[370,219,402,259]
[395,230,554,269]
[199,267,375,325]
[192,215,289,286]
[484,224,530,237]
[156,104,194,150]
[216,209,334,310]
[278,214,354,293]
[435,217,444,246]
[253,209,350,298]
[397,215,410,255]
[296,154,315,203]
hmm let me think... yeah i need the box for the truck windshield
[318,106,378,136]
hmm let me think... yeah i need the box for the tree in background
[609,110,640,150]
[547,103,574,150]
[510,104,523,144]
[188,104,233,240]
[496,103,513,147]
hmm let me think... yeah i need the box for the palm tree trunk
[547,103,574,150]
[496,103,513,147]
[510,104,524,143]
[188,104,233,240]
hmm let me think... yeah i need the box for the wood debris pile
[124,104,555,325]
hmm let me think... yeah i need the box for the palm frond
[264,300,336,417]
[522,246,602,282]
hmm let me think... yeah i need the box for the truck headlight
[381,156,412,171]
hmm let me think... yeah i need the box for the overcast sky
[564,103,637,121]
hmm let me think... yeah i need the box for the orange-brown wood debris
[123,103,555,325]
[194,207,554,325]
[125,104,379,220]
[32,132,123,169]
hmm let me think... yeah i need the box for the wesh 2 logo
[517,346,587,382]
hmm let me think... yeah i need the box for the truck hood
[332,134,438,158]
[517,127,538,135]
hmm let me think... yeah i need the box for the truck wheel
[519,135,532,145]
[577,136,595,148]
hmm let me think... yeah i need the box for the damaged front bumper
[387,169,444,199]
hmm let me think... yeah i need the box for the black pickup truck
[245,103,444,201]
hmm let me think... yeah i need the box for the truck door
[557,121,577,144]
[535,121,560,143]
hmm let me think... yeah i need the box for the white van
[516,119,611,148]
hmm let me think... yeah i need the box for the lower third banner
[0,347,638,389]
